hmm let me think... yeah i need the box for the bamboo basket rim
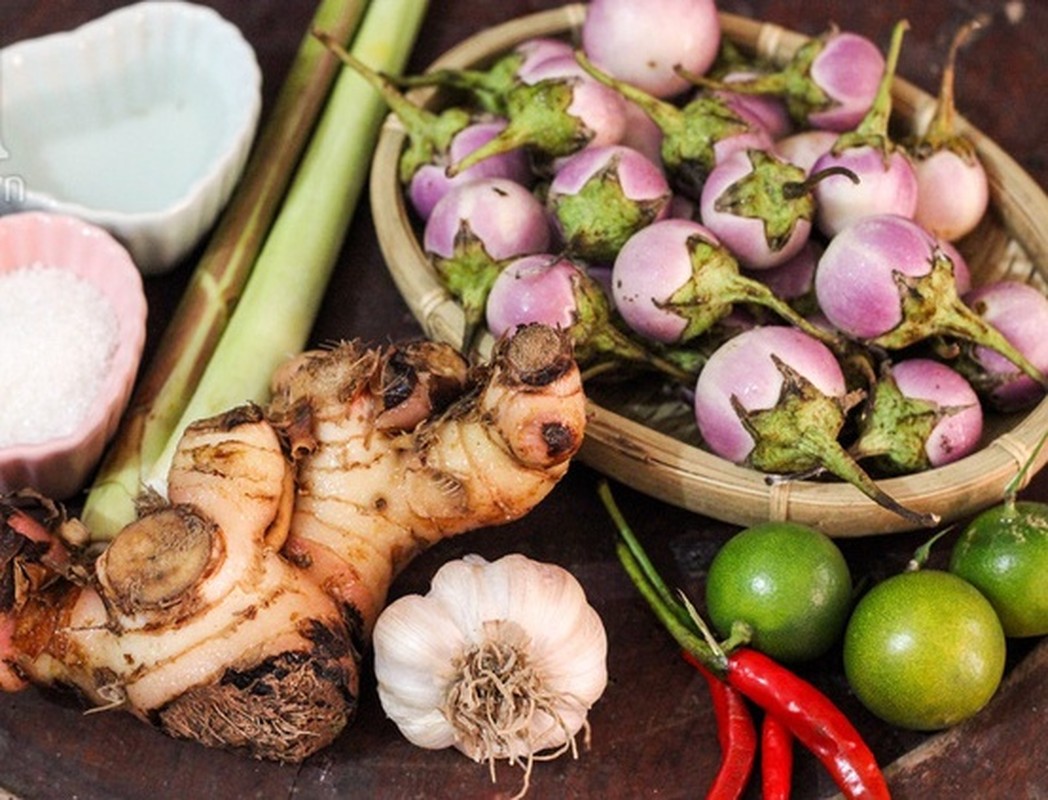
[369,4,1048,537]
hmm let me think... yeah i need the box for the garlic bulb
[372,553,608,791]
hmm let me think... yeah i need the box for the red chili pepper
[725,648,891,800]
[685,651,757,800]
[760,712,794,800]
[600,483,889,800]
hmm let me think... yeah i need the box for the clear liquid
[37,100,214,212]
[2,72,227,214]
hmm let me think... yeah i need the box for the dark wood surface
[2,1,1046,798]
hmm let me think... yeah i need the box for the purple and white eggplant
[715,69,793,140]
[448,53,629,177]
[774,129,838,175]
[813,214,1048,387]
[581,0,721,99]
[485,253,691,381]
[424,177,551,347]
[683,28,886,133]
[906,17,990,242]
[611,218,840,347]
[392,36,575,116]
[576,51,773,200]
[911,144,988,244]
[745,239,823,317]
[693,325,937,526]
[618,99,666,165]
[811,21,918,237]
[547,144,672,263]
[852,358,983,475]
[939,238,972,294]
[409,120,533,220]
[956,280,1048,412]
[317,33,529,221]
[698,147,855,270]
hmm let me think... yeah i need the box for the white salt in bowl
[0,212,147,500]
[0,2,262,274]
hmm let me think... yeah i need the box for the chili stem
[598,479,695,631]
[600,480,730,674]
[614,540,724,671]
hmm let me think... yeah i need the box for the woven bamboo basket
[370,4,1048,536]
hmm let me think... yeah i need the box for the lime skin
[704,521,853,663]
[842,569,1006,731]
[950,500,1048,638]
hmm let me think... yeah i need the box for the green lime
[704,521,853,663]
[950,500,1048,637]
[843,569,1006,731]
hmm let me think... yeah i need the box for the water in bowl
[2,68,226,215]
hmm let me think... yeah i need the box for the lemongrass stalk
[138,0,431,506]
[83,0,371,539]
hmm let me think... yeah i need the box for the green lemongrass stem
[135,0,431,510]
[82,0,371,539]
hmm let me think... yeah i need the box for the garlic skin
[372,553,608,766]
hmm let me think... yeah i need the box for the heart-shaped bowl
[370,4,1048,536]
[0,1,262,274]
[0,212,147,500]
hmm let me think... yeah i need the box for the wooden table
[2,1,1046,797]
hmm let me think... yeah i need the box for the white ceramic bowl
[0,212,148,500]
[0,2,262,274]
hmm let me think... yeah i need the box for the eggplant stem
[941,303,1048,389]
[875,252,1048,389]
[783,165,860,199]
[727,274,845,353]
[923,15,989,145]
[801,428,940,528]
[852,20,909,141]
[740,358,939,528]
[316,30,434,138]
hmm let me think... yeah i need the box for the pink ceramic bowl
[0,212,147,499]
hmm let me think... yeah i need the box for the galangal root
[0,324,586,763]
